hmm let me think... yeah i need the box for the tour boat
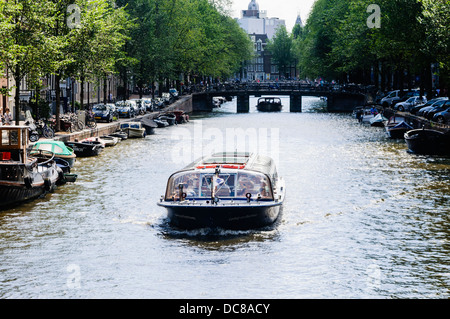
[0,126,62,209]
[158,152,285,229]
[256,97,282,112]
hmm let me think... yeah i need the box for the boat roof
[32,140,73,155]
[181,152,277,177]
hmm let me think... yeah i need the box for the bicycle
[85,109,97,129]
[36,119,55,139]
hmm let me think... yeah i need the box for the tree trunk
[103,75,107,104]
[80,76,85,110]
[55,73,61,131]
[13,66,21,125]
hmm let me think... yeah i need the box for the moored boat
[157,152,285,229]
[65,140,103,157]
[0,126,62,209]
[404,128,450,155]
[369,113,388,127]
[80,137,106,149]
[109,131,128,140]
[385,115,413,139]
[256,97,282,112]
[120,122,147,138]
[30,140,76,167]
[100,135,120,147]
[139,115,157,135]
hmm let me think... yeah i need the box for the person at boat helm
[237,177,254,197]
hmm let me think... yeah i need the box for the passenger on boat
[185,179,199,197]
[237,177,254,197]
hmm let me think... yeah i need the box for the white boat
[369,113,388,127]
[120,122,146,138]
[100,135,120,147]
[80,137,106,148]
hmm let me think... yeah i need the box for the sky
[230,0,316,32]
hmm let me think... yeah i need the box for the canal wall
[384,108,450,133]
[52,95,193,142]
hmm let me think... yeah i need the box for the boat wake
[154,213,283,243]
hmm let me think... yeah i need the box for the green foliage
[293,0,449,91]
[266,25,294,78]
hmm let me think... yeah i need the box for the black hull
[65,141,102,157]
[256,104,282,112]
[160,202,282,230]
[405,129,450,155]
[387,128,409,139]
[0,184,47,209]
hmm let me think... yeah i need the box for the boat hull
[386,127,409,139]
[404,129,450,155]
[0,183,47,208]
[159,201,282,230]
[65,141,102,157]
[256,103,282,112]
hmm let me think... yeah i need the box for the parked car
[154,98,164,109]
[394,96,426,112]
[116,100,135,118]
[130,99,146,115]
[92,104,114,122]
[425,100,450,120]
[142,98,154,112]
[380,90,401,108]
[161,92,172,105]
[410,97,447,115]
[432,101,450,124]
[417,99,448,117]
[128,100,139,116]
[107,103,118,119]
[169,88,179,98]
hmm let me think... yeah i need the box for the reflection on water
[1,96,449,298]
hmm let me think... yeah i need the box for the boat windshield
[165,170,273,201]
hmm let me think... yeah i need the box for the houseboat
[157,152,285,229]
[0,126,62,209]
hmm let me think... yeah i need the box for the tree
[266,25,293,79]
[0,0,57,124]
[67,0,130,109]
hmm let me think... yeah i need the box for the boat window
[36,143,53,152]
[235,172,272,199]
[54,145,64,154]
[165,170,272,200]
[200,173,235,197]
[1,130,9,145]
[10,130,18,145]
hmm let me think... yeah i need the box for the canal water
[1,96,449,299]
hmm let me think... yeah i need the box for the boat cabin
[164,152,279,202]
[0,126,29,163]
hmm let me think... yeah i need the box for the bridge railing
[188,81,370,95]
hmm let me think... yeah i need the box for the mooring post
[236,93,249,113]
[290,93,302,112]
